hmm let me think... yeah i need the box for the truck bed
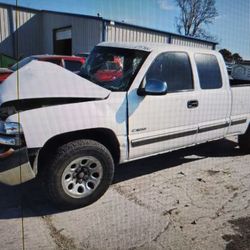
[228,80,250,135]
[230,79,250,87]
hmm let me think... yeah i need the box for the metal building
[0,3,217,59]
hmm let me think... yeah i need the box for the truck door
[128,52,200,160]
[194,53,231,143]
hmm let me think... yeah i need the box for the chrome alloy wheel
[61,156,103,198]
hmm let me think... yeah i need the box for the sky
[1,0,250,59]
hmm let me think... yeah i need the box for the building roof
[98,42,218,53]
[0,2,217,46]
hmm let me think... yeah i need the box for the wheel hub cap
[61,156,103,199]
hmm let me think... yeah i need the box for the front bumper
[0,144,36,186]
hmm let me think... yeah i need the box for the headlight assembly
[3,122,23,135]
[0,122,23,146]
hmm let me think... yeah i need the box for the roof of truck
[98,42,216,54]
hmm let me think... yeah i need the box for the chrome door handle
[187,100,199,109]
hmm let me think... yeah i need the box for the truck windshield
[79,46,149,91]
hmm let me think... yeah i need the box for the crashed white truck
[1,42,250,209]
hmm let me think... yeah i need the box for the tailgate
[228,85,250,134]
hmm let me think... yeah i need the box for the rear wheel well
[238,125,250,153]
[38,128,120,170]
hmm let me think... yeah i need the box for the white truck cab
[1,42,250,209]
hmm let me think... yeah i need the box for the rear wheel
[44,139,114,209]
[238,127,250,153]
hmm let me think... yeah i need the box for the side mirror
[138,79,168,96]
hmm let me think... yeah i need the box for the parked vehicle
[225,62,234,76]
[231,61,250,81]
[0,55,86,83]
[93,61,123,82]
[0,68,13,83]
[75,52,89,61]
[1,42,250,209]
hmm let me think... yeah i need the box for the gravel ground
[0,137,249,250]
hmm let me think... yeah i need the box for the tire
[44,139,114,209]
[238,127,250,153]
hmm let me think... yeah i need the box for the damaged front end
[0,120,36,185]
[0,60,112,186]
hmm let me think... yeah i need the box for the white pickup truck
[1,42,250,209]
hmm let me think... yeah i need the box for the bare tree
[219,49,243,63]
[232,53,242,63]
[175,0,218,40]
[219,49,233,62]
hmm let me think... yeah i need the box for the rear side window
[195,54,222,89]
[146,52,193,92]
[64,60,83,72]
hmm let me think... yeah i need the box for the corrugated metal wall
[106,23,169,43]
[171,35,213,49]
[0,5,42,58]
[105,23,214,50]
[12,9,36,31]
[0,6,10,42]
[14,10,43,58]
[42,12,102,54]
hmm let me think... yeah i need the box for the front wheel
[45,139,114,209]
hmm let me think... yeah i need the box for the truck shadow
[113,138,241,184]
[0,138,243,219]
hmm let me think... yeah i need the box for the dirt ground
[0,136,249,250]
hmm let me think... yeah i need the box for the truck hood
[0,60,110,104]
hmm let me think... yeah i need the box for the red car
[0,68,13,83]
[94,61,123,82]
[0,55,86,83]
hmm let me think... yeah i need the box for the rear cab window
[195,53,223,89]
[145,52,194,92]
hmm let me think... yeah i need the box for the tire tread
[42,139,114,209]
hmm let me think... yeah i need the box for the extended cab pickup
[1,42,250,209]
